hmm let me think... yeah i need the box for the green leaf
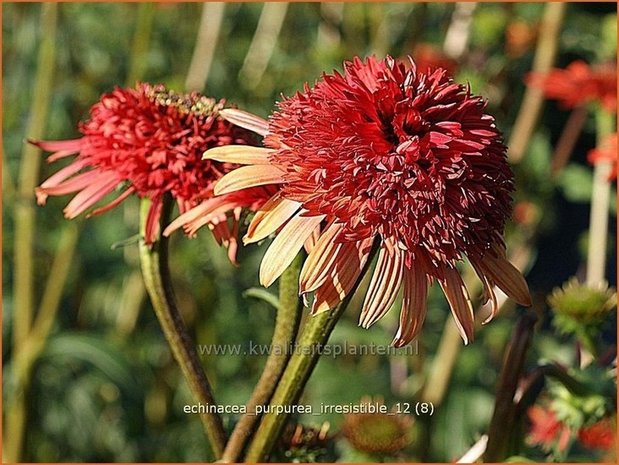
[42,333,137,389]
[242,287,280,310]
[556,164,593,203]
[600,14,618,61]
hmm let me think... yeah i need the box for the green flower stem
[484,312,538,462]
[244,245,378,462]
[507,2,566,163]
[586,107,615,286]
[138,197,226,459]
[243,307,345,462]
[125,2,155,86]
[221,254,304,462]
[184,2,226,92]
[6,5,57,462]
[5,222,78,462]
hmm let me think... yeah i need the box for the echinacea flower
[578,418,616,451]
[411,43,458,75]
[33,83,270,258]
[588,133,617,181]
[527,405,572,453]
[204,56,531,345]
[526,61,617,111]
[341,397,412,456]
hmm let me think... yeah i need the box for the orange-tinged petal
[219,108,269,137]
[392,266,428,347]
[311,237,373,314]
[244,194,301,244]
[299,222,344,293]
[359,246,404,328]
[202,145,274,164]
[214,164,286,196]
[163,196,232,236]
[260,212,325,287]
[438,266,475,344]
[303,224,321,254]
[474,243,532,307]
[470,260,500,324]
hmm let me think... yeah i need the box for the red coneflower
[33,83,270,257]
[204,56,531,345]
[527,405,572,453]
[578,418,616,451]
[527,61,617,111]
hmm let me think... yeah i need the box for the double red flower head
[34,83,271,259]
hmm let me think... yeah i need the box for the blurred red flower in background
[527,61,617,111]
[578,418,616,451]
[410,43,458,75]
[527,405,572,453]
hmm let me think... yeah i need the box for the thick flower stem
[221,254,304,462]
[484,312,538,462]
[243,306,345,462]
[138,197,226,459]
[244,246,377,462]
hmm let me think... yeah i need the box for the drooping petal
[473,243,532,307]
[144,198,163,244]
[260,212,325,287]
[87,186,136,217]
[299,222,344,294]
[303,224,321,254]
[62,172,121,219]
[36,169,107,200]
[29,138,83,154]
[359,246,404,328]
[438,266,475,344]
[311,237,373,314]
[37,158,89,190]
[219,108,270,137]
[203,145,274,164]
[470,259,500,324]
[244,194,301,244]
[392,266,428,347]
[226,208,242,265]
[163,196,233,236]
[214,164,287,196]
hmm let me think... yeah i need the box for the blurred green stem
[12,2,57,364]
[550,106,589,176]
[221,254,304,462]
[185,2,226,92]
[484,312,538,462]
[5,224,78,462]
[6,5,57,462]
[586,108,615,286]
[117,1,156,339]
[239,2,289,90]
[244,245,378,462]
[126,2,155,86]
[138,196,226,459]
[508,2,565,163]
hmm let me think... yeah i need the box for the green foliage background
[3,2,617,462]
